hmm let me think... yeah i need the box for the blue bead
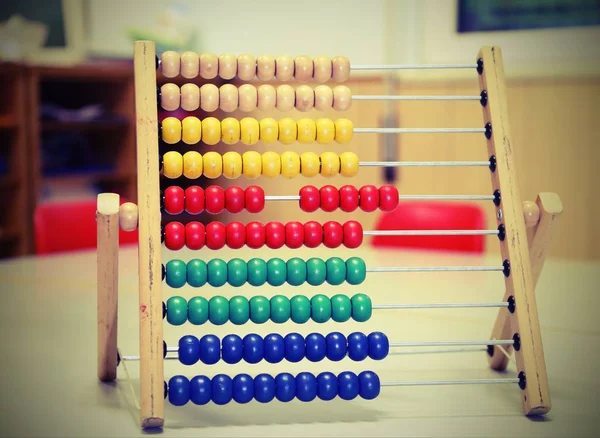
[338,371,359,400]
[317,372,337,401]
[190,375,211,405]
[296,372,317,402]
[326,332,347,362]
[168,375,190,406]
[178,335,200,365]
[232,373,254,404]
[264,334,285,364]
[211,374,233,405]
[347,332,368,361]
[275,372,296,402]
[242,334,264,364]
[221,334,243,364]
[254,373,276,403]
[284,333,305,363]
[368,332,389,360]
[199,334,220,364]
[358,371,381,400]
[305,333,326,362]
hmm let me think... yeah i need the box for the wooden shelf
[41,119,129,132]
[44,171,134,184]
[0,115,17,129]
[34,61,133,82]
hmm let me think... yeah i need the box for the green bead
[267,258,287,286]
[326,257,346,285]
[290,295,311,324]
[186,259,207,287]
[331,294,352,322]
[249,295,270,324]
[229,296,250,325]
[346,257,367,285]
[306,258,326,286]
[286,257,306,286]
[270,295,291,323]
[351,293,372,322]
[165,259,187,288]
[188,296,209,325]
[207,259,227,287]
[166,296,187,326]
[311,294,331,323]
[247,258,268,286]
[209,296,229,325]
[227,258,248,287]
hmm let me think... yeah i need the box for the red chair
[371,201,487,254]
[34,198,138,255]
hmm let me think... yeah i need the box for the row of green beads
[164,257,367,288]
[165,293,372,326]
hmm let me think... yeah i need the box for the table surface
[0,245,598,437]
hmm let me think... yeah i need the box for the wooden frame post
[134,40,164,429]
[478,46,551,416]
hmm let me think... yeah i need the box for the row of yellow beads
[162,150,360,180]
[161,116,354,146]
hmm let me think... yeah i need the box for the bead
[257,55,275,81]
[278,117,297,144]
[299,185,320,212]
[294,55,313,82]
[287,257,306,286]
[300,152,320,177]
[237,53,256,81]
[359,371,380,400]
[205,186,225,214]
[359,185,379,212]
[338,371,359,400]
[305,333,327,362]
[275,373,296,402]
[249,295,270,323]
[314,86,334,111]
[323,221,343,248]
[222,151,243,179]
[201,117,221,145]
[265,221,285,249]
[201,151,222,179]
[211,374,233,405]
[245,186,265,213]
[296,372,317,402]
[232,374,254,404]
[332,56,351,82]
[247,259,268,287]
[186,186,205,215]
[264,333,285,364]
[333,85,352,111]
[290,295,311,324]
[351,293,372,322]
[306,258,327,286]
[190,375,211,405]
[221,334,243,364]
[227,258,248,287]
[313,56,332,83]
[311,293,331,323]
[161,117,181,144]
[207,258,228,287]
[206,221,226,250]
[229,295,249,325]
[208,296,229,325]
[368,332,389,360]
[284,333,305,362]
[167,296,187,325]
[296,85,315,112]
[179,335,200,365]
[242,334,264,364]
[238,84,257,112]
[200,83,219,112]
[246,222,265,249]
[334,118,354,144]
[320,152,340,177]
[218,53,237,79]
[285,221,304,249]
[331,294,352,322]
[339,185,360,212]
[183,151,203,179]
[297,118,317,144]
[320,185,339,212]
[164,186,184,215]
[240,117,260,145]
[326,257,346,285]
[262,151,281,177]
[119,202,138,232]
[160,83,180,111]
[303,221,323,248]
[346,256,367,285]
[317,372,337,401]
[199,52,218,79]
[348,332,369,361]
[225,186,245,214]
[379,185,399,211]
[326,332,347,362]
[182,116,201,144]
[267,258,287,287]
[219,83,238,113]
[242,151,262,179]
[164,221,185,250]
[340,151,359,177]
[280,151,300,178]
[276,85,295,112]
[166,259,187,288]
[199,334,220,364]
[187,259,207,288]
[161,51,180,77]
[257,84,276,111]
[163,151,183,179]
[181,51,199,78]
[168,375,190,406]
[343,221,363,249]
[259,117,279,143]
[275,55,294,81]
[221,118,240,145]
[181,83,200,111]
[254,374,276,403]
[315,118,335,144]
[188,295,209,324]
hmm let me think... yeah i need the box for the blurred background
[0,0,598,260]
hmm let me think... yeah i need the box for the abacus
[96,41,563,430]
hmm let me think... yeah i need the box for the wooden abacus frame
[96,41,563,429]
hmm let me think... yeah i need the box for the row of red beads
[300,184,398,212]
[163,185,265,215]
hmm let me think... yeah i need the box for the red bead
[164,221,185,251]
[205,186,225,214]
[339,185,359,212]
[319,185,339,212]
[185,186,204,214]
[265,222,286,249]
[205,221,226,250]
[359,185,379,212]
[245,186,265,213]
[225,186,245,214]
[285,221,304,249]
[303,221,323,248]
[343,221,363,249]
[323,221,343,248]
[226,221,246,249]
[246,222,266,249]
[163,186,184,215]
[185,221,206,250]
[379,185,399,212]
[299,185,320,212]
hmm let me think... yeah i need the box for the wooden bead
[237,54,256,81]
[219,53,237,79]
[221,117,240,145]
[180,51,199,78]
[200,53,218,79]
[313,56,332,83]
[340,152,359,177]
[200,84,219,112]
[181,83,200,111]
[238,84,258,112]
[275,55,294,81]
[202,117,221,146]
[333,85,352,111]
[320,152,340,177]
[163,151,183,179]
[316,118,335,144]
[300,152,320,177]
[119,202,138,232]
[242,151,262,179]
[334,118,354,144]
[257,85,276,111]
[222,151,243,179]
[280,151,300,178]
[160,83,180,111]
[160,51,180,78]
[240,117,260,145]
[294,55,313,82]
[203,151,223,179]
[297,118,317,144]
[332,56,351,82]
[276,85,295,112]
[257,55,275,81]
[523,201,540,228]
[219,84,238,113]
[262,151,281,177]
[278,118,297,144]
[314,85,333,111]
[182,116,202,144]
[295,85,314,112]
[161,117,181,144]
[183,151,203,179]
[259,118,279,143]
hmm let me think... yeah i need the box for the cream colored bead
[313,56,332,83]
[275,55,294,81]
[257,55,275,81]
[237,53,256,81]
[295,85,314,112]
[332,56,351,82]
[219,53,237,79]
[180,51,199,78]
[314,85,333,111]
[180,83,200,111]
[160,83,180,111]
[276,85,295,112]
[200,84,219,112]
[257,84,276,111]
[200,52,218,79]
[238,84,258,112]
[119,202,138,232]
[333,85,352,111]
[294,55,313,82]
[219,84,238,113]
[160,51,180,78]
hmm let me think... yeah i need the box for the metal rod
[354,127,486,134]
[389,347,488,356]
[351,64,478,71]
[366,266,504,273]
[360,161,490,167]
[264,194,495,202]
[389,340,513,348]
[364,229,498,237]
[373,302,508,310]
[352,95,480,101]
[380,378,520,387]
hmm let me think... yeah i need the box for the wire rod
[380,378,520,387]
[364,230,498,237]
[351,64,478,71]
[352,95,480,101]
[354,127,486,134]
[366,266,504,273]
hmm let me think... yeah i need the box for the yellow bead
[221,117,240,145]
[297,118,316,144]
[340,151,359,177]
[183,151,203,179]
[259,118,279,143]
[334,118,354,144]
[316,118,335,144]
[262,151,281,177]
[201,117,221,146]
[240,117,260,145]
[203,151,223,179]
[163,151,183,179]
[300,152,320,177]
[222,151,243,179]
[161,117,181,144]
[320,152,340,177]
[278,118,297,144]
[181,116,202,144]
[280,151,300,178]
[242,151,262,179]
